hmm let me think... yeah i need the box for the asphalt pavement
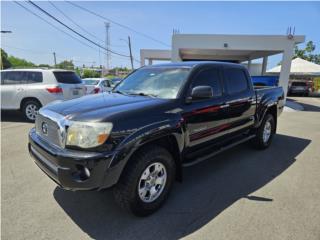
[1,97,320,240]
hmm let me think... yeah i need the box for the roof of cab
[144,61,244,69]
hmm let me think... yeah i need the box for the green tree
[38,63,51,68]
[8,55,36,68]
[56,60,74,70]
[0,48,12,69]
[82,69,101,78]
[294,41,320,64]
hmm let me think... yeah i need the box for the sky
[1,1,320,69]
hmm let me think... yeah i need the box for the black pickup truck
[28,62,284,216]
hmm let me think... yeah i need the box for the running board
[182,135,256,167]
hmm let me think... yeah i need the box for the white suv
[0,69,86,121]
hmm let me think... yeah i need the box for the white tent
[268,57,320,75]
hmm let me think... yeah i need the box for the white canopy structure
[268,57,320,76]
[140,34,305,96]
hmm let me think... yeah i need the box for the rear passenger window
[103,80,111,87]
[27,72,43,83]
[53,71,82,84]
[225,68,249,94]
[192,68,223,97]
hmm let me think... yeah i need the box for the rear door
[53,71,85,99]
[0,71,27,109]
[223,67,256,133]
[183,66,229,148]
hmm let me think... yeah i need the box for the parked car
[0,69,86,121]
[251,75,279,87]
[28,62,284,216]
[110,77,122,87]
[288,81,310,96]
[82,78,112,94]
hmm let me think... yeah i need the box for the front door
[182,66,229,151]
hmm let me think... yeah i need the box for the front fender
[109,116,185,168]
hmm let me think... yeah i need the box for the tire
[113,145,175,216]
[251,113,275,150]
[22,100,41,122]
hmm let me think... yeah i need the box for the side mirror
[190,86,213,100]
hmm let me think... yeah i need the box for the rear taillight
[93,88,100,94]
[47,86,63,93]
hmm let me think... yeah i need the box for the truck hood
[44,92,170,122]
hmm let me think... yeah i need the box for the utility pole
[128,36,134,70]
[105,22,111,71]
[53,52,57,67]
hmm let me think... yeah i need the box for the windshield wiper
[112,90,127,95]
[127,92,158,98]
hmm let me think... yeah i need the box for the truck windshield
[114,67,190,99]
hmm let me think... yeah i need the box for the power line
[14,1,102,53]
[28,1,130,58]
[48,1,105,44]
[66,1,170,47]
[13,2,141,67]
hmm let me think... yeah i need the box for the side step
[182,134,256,167]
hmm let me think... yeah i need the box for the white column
[279,48,294,98]
[247,59,252,74]
[140,50,145,67]
[261,57,268,75]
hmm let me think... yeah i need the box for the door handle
[17,88,24,91]
[220,104,230,109]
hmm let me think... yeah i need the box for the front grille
[35,114,63,148]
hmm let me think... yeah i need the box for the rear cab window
[53,71,82,84]
[224,68,250,95]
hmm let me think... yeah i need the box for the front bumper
[28,128,119,190]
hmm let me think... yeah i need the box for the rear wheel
[113,145,175,216]
[251,113,275,149]
[22,100,41,122]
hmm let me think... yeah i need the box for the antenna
[287,26,294,40]
[173,28,180,35]
[105,22,111,70]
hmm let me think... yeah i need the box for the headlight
[66,121,113,149]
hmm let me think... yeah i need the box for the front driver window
[192,68,223,97]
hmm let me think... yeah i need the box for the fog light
[72,165,91,181]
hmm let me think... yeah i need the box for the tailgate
[59,83,85,99]
[53,71,85,99]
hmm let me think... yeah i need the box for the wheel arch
[115,134,183,184]
[20,97,42,111]
[265,105,277,133]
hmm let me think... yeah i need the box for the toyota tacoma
[28,62,284,216]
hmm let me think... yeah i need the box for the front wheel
[113,145,175,216]
[251,113,275,149]
[22,100,41,122]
